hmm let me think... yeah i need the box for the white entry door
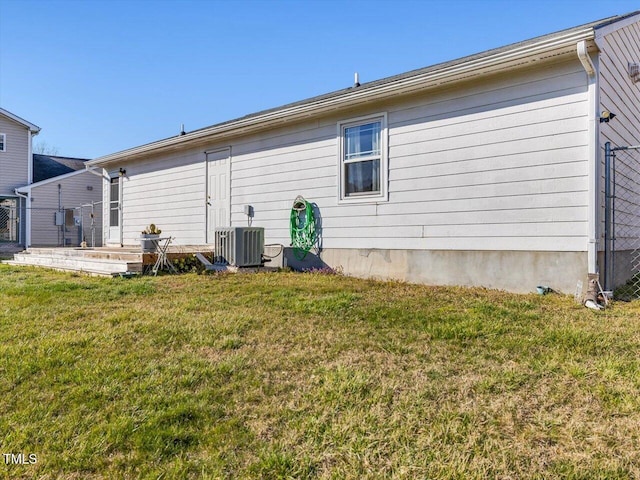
[206,148,231,243]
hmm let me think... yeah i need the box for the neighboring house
[16,156,103,247]
[0,108,102,248]
[0,108,40,245]
[87,12,640,293]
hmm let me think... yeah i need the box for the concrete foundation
[264,246,588,294]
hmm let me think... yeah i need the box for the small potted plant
[140,223,162,253]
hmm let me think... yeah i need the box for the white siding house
[87,12,640,293]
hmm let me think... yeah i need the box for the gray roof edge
[33,154,91,163]
[593,9,640,30]
[90,11,638,166]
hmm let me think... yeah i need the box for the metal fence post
[604,142,612,290]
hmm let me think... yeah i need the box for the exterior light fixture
[119,168,126,176]
[600,110,616,123]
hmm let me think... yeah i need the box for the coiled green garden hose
[290,196,316,260]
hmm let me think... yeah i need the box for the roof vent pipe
[354,72,360,87]
[180,123,186,136]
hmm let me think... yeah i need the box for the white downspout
[577,40,599,277]
[14,189,30,248]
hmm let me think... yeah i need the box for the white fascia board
[15,169,89,193]
[89,27,595,168]
[0,108,41,133]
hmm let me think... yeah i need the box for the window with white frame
[0,134,6,152]
[338,114,387,202]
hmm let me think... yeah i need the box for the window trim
[0,133,6,152]
[337,113,388,204]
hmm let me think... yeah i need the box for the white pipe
[577,40,600,276]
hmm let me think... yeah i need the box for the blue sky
[1,0,639,159]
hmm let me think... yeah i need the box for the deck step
[7,248,143,276]
[5,246,215,276]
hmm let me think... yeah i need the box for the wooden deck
[5,245,214,276]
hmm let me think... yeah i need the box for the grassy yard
[0,264,639,479]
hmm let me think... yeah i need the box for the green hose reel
[290,195,316,260]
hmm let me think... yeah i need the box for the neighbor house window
[0,134,6,152]
[338,113,387,202]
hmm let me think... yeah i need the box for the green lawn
[1,264,639,479]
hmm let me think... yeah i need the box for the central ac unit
[214,227,264,267]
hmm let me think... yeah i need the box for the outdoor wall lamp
[600,110,617,123]
[119,168,126,176]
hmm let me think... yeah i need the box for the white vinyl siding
[111,149,207,246]
[228,59,589,252]
[108,57,591,254]
[598,20,640,253]
[0,116,29,196]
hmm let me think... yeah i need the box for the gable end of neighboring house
[0,108,40,245]
[88,12,640,293]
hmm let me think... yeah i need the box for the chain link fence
[0,199,18,242]
[604,143,640,300]
[29,201,103,248]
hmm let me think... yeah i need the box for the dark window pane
[109,209,118,227]
[110,178,119,202]
[345,159,380,195]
